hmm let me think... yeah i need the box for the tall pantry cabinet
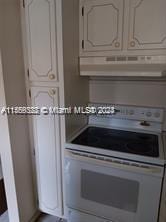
[22,0,89,218]
[22,0,64,217]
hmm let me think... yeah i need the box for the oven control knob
[146,112,152,117]
[154,112,160,118]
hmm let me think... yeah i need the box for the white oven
[65,150,164,222]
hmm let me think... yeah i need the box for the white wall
[0,53,20,221]
[62,0,89,138]
[0,158,3,180]
[90,79,166,129]
[0,0,37,221]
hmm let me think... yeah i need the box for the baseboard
[29,210,41,222]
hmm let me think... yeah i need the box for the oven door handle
[65,150,163,176]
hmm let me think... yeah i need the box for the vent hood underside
[80,56,166,77]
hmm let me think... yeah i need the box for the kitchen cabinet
[80,0,166,56]
[24,0,63,217]
[128,0,166,51]
[31,86,62,216]
[80,0,124,53]
[23,0,89,219]
[25,0,58,82]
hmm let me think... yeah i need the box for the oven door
[65,150,163,222]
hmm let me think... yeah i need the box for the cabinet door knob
[49,89,56,96]
[49,74,55,80]
[115,42,120,48]
[130,41,136,47]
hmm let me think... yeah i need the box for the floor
[37,214,66,222]
[0,212,66,222]
[0,212,9,222]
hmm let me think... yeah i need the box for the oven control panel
[114,106,164,122]
[89,103,164,123]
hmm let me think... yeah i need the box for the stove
[66,104,165,165]
[65,104,166,222]
[72,126,159,157]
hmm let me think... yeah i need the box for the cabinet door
[80,0,124,52]
[128,0,166,50]
[25,0,58,82]
[31,87,62,216]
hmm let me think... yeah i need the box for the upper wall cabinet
[80,0,166,57]
[25,0,58,82]
[128,0,166,50]
[80,0,124,53]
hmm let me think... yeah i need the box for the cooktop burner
[72,127,159,157]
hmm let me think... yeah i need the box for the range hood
[80,55,166,77]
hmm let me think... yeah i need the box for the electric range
[66,104,165,166]
[65,104,166,222]
[72,126,159,157]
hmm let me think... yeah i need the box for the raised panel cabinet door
[25,0,58,82]
[31,87,62,216]
[80,0,124,52]
[128,0,166,50]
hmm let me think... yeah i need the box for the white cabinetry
[25,0,58,82]
[128,0,166,51]
[24,0,63,217]
[80,0,166,56]
[31,87,62,216]
[80,0,124,53]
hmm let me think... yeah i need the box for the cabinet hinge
[27,69,30,78]
[82,40,84,49]
[82,7,84,16]
[29,89,31,98]
[22,0,25,8]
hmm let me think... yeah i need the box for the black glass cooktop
[72,127,159,157]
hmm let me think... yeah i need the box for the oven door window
[81,170,139,213]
